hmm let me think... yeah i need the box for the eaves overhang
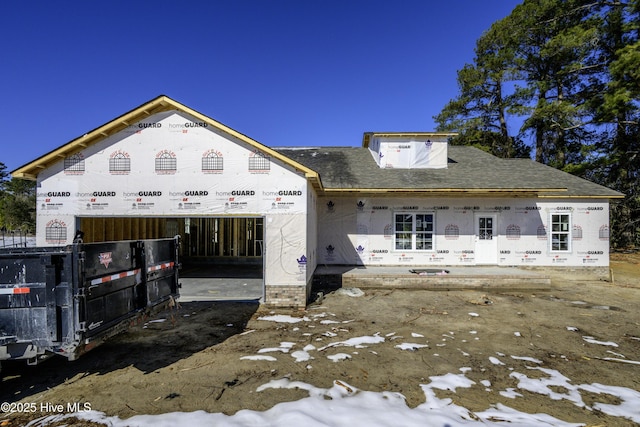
[318,187,569,197]
[11,95,323,190]
[538,193,625,199]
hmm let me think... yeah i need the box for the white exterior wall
[263,213,308,284]
[34,111,310,303]
[305,182,318,293]
[369,135,449,169]
[317,196,610,268]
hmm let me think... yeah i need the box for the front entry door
[475,214,498,264]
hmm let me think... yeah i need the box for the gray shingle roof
[275,145,623,198]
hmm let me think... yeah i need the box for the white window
[550,213,571,252]
[394,212,434,251]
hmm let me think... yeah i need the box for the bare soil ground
[2,253,639,426]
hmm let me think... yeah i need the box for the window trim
[549,212,572,253]
[393,211,435,252]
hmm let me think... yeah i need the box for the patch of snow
[54,380,584,427]
[258,315,310,323]
[510,367,584,406]
[582,336,618,347]
[240,355,277,361]
[489,356,505,365]
[579,383,640,423]
[291,350,313,362]
[500,388,524,399]
[600,357,640,365]
[258,342,295,354]
[327,353,352,362]
[511,355,543,364]
[318,333,385,351]
[425,372,475,392]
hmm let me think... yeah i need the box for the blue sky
[1,1,520,172]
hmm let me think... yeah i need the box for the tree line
[1,1,637,248]
[435,0,639,249]
[0,163,36,234]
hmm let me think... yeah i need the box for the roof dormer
[363,132,456,169]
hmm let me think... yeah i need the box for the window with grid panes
[550,213,571,251]
[394,212,434,251]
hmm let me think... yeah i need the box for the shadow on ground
[0,300,259,403]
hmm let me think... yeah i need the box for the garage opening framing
[78,216,265,301]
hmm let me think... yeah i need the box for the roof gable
[12,95,320,187]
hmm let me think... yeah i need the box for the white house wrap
[12,96,624,308]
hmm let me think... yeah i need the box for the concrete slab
[177,264,551,304]
[177,264,264,302]
[313,265,551,292]
[178,277,263,302]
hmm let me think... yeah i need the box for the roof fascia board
[538,194,625,199]
[321,188,568,194]
[318,189,624,199]
[11,96,174,180]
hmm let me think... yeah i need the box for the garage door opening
[180,217,263,302]
[78,216,264,301]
